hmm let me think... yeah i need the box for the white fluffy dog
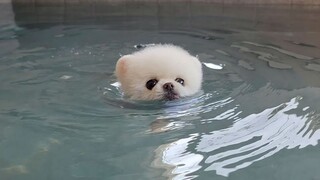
[115,44,202,100]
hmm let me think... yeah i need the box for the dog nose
[163,82,174,91]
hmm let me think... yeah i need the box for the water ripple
[243,41,313,60]
[155,95,320,178]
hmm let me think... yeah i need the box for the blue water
[1,2,320,180]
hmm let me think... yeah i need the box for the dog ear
[192,57,202,68]
[115,55,132,77]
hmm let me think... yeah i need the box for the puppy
[115,44,202,100]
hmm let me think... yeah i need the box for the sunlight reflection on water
[153,85,320,179]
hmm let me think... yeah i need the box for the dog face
[115,45,202,100]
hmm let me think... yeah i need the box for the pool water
[1,2,320,180]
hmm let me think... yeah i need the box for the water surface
[1,2,320,180]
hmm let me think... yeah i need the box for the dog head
[115,45,202,100]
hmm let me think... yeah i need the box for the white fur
[115,44,202,100]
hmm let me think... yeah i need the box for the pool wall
[9,0,320,5]
[9,0,320,33]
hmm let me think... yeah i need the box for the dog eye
[175,78,184,86]
[146,79,158,90]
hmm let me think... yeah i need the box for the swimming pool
[1,2,320,180]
